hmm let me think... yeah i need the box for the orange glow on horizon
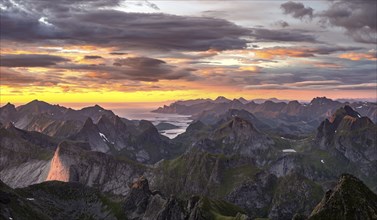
[1,84,376,108]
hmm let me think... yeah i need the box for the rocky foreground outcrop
[1,177,249,220]
[0,180,123,220]
[1,174,376,220]
[123,176,249,220]
[308,174,377,220]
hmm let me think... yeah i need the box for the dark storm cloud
[57,56,199,82]
[114,57,165,68]
[0,54,69,67]
[0,67,62,86]
[251,28,317,42]
[0,4,251,51]
[109,52,128,55]
[319,0,377,44]
[281,1,313,19]
[84,55,103,59]
[0,0,156,14]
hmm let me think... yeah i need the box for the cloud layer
[0,54,69,67]
[1,7,251,51]
[0,0,376,101]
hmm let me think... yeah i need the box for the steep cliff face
[46,142,89,182]
[0,160,51,189]
[308,174,377,220]
[72,118,111,153]
[316,106,377,182]
[71,115,175,164]
[0,123,56,188]
[46,141,148,195]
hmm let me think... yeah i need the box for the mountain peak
[287,100,300,105]
[214,96,231,103]
[331,105,361,122]
[80,104,105,112]
[17,99,61,114]
[310,97,334,105]
[237,97,249,104]
[3,102,15,109]
[94,104,104,109]
[217,116,257,135]
[309,174,377,220]
[28,99,48,105]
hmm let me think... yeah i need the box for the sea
[113,108,192,139]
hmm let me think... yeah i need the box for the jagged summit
[214,96,231,103]
[309,174,377,220]
[2,102,15,108]
[310,97,334,104]
[18,99,53,110]
[237,97,248,104]
[82,117,96,129]
[81,104,104,111]
[215,116,260,138]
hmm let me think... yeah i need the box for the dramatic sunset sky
[0,0,376,105]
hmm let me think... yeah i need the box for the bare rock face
[0,123,56,188]
[316,106,377,178]
[72,118,111,153]
[0,160,51,188]
[123,176,153,218]
[46,141,147,195]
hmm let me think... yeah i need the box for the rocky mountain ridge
[153,97,377,135]
[0,100,178,164]
[1,100,376,219]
